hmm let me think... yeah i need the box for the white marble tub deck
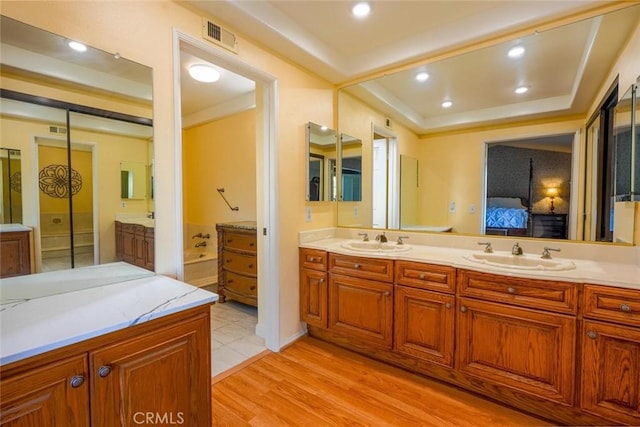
[0,262,218,366]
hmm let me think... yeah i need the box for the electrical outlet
[354,206,359,217]
[449,202,456,213]
[305,206,312,223]
[469,204,476,214]
[121,201,127,208]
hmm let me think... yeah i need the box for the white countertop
[0,263,217,366]
[0,224,31,233]
[300,237,640,290]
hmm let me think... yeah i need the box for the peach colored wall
[182,109,257,253]
[1,0,334,345]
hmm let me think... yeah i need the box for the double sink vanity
[299,229,640,426]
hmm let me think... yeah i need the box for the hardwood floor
[212,336,551,426]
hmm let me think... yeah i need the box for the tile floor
[207,289,266,376]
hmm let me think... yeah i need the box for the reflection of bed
[485,159,533,237]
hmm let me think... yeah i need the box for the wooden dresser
[216,222,257,307]
[532,213,567,239]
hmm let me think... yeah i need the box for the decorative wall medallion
[39,164,83,198]
[9,171,21,193]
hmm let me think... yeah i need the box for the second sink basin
[465,252,575,271]
[341,240,412,253]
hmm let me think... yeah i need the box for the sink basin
[464,253,575,271]
[341,240,412,253]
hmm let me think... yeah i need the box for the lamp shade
[545,187,558,197]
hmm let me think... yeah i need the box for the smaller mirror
[306,122,337,201]
[120,161,147,200]
[0,148,22,224]
[339,133,362,202]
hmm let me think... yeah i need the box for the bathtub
[183,251,217,288]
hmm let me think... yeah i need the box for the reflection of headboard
[485,158,533,236]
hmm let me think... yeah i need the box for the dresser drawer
[225,271,258,297]
[299,248,327,271]
[222,251,257,276]
[395,261,455,293]
[221,232,256,253]
[584,284,640,327]
[458,269,577,314]
[329,253,393,283]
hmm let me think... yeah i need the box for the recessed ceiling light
[415,72,429,82]
[352,2,371,18]
[68,41,87,52]
[442,100,453,108]
[188,64,220,83]
[508,46,525,58]
[515,86,529,94]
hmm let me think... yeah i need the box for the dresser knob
[227,279,234,284]
[248,264,254,268]
[507,287,516,294]
[383,291,390,297]
[70,375,85,388]
[354,263,361,269]
[620,304,631,312]
[419,273,426,280]
[445,302,451,309]
[319,278,325,284]
[309,257,315,262]
[226,259,232,263]
[250,286,256,291]
[249,242,255,247]
[227,239,232,243]
[98,365,112,378]
[460,306,467,313]
[587,331,598,340]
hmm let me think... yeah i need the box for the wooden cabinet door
[300,268,328,328]
[121,231,135,264]
[581,320,640,425]
[0,231,30,278]
[115,222,123,261]
[0,354,89,426]
[329,274,393,348]
[143,233,154,271]
[90,313,211,427]
[394,285,455,367]
[457,298,576,405]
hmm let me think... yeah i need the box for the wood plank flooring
[212,336,551,426]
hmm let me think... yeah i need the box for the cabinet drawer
[329,253,393,283]
[299,248,327,271]
[395,261,455,293]
[458,269,577,314]
[222,251,257,276]
[122,223,137,234]
[221,232,256,253]
[584,285,640,327]
[225,271,258,297]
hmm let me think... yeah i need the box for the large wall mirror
[0,15,154,272]
[306,122,337,202]
[337,4,640,245]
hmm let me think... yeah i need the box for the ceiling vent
[202,19,238,54]
[49,126,67,134]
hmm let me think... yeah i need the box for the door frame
[172,30,280,351]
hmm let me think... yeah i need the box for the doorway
[372,128,399,229]
[173,31,279,371]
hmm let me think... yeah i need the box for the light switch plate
[305,206,312,222]
[449,202,455,213]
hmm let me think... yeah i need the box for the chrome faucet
[511,242,523,255]
[375,232,388,243]
[194,241,207,248]
[358,232,369,242]
[478,242,493,253]
[397,235,409,245]
[541,247,560,259]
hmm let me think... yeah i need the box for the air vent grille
[202,19,238,53]
[49,126,67,134]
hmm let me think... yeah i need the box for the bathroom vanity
[300,234,640,426]
[216,221,258,306]
[0,224,32,278]
[0,263,217,426]
[115,219,155,271]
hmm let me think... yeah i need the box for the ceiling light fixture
[68,41,87,52]
[508,46,525,58]
[352,2,371,18]
[515,86,529,94]
[415,72,429,82]
[188,64,220,83]
[442,100,453,108]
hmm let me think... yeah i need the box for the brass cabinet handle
[354,263,361,269]
[445,302,451,309]
[319,278,325,284]
[309,257,315,262]
[226,259,232,263]
[248,264,254,268]
[250,286,256,291]
[419,273,426,280]
[620,304,631,312]
[587,331,598,340]
[98,365,112,378]
[460,306,467,313]
[383,291,390,297]
[507,287,516,294]
[70,375,85,388]
[249,242,255,247]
